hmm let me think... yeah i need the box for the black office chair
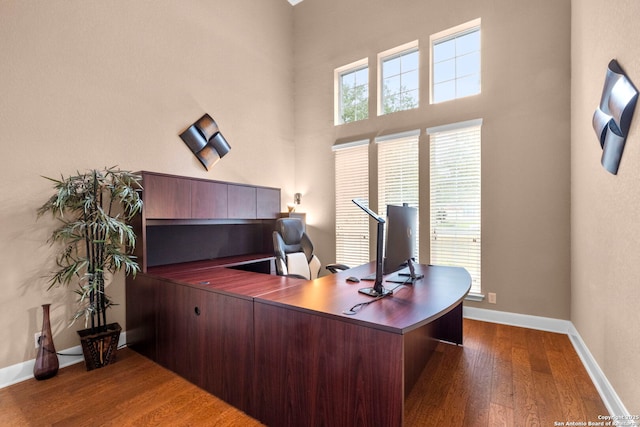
[272,218,348,279]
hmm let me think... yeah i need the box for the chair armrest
[325,264,350,274]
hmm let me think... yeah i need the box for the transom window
[378,41,419,115]
[335,59,369,125]
[431,19,481,104]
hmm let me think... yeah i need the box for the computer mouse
[346,276,360,283]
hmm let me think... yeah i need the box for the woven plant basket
[78,322,121,371]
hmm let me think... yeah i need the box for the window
[431,19,481,104]
[428,119,482,294]
[335,59,369,125]
[333,140,370,266]
[377,130,420,260]
[378,41,419,115]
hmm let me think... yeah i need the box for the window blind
[428,120,481,294]
[376,130,420,260]
[333,140,370,267]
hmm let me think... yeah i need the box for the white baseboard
[463,306,574,333]
[0,331,127,389]
[567,324,629,417]
[463,306,629,417]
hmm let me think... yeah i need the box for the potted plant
[37,167,143,370]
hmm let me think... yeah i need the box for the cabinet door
[125,274,157,360]
[228,184,256,219]
[257,187,280,219]
[191,180,228,219]
[155,281,254,412]
[143,174,191,219]
[190,287,254,411]
[155,281,191,376]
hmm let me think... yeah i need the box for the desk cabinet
[127,171,279,410]
[155,279,254,411]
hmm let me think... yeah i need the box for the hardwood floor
[0,319,608,426]
[405,319,609,426]
[0,349,263,426]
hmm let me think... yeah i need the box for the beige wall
[293,0,572,318]
[0,0,294,369]
[6,1,637,412]
[572,0,640,413]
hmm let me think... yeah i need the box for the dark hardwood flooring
[0,349,263,426]
[0,319,608,426]
[405,319,609,426]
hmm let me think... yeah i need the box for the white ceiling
[288,0,304,5]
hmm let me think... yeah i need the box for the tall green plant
[37,167,143,333]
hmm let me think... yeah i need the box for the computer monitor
[352,200,422,296]
[384,203,423,284]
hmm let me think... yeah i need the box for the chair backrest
[272,218,321,279]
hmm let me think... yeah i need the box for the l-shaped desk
[126,258,471,426]
[125,171,471,426]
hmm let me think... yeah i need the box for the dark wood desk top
[254,263,471,334]
[147,253,275,274]
[146,255,303,300]
[147,260,470,335]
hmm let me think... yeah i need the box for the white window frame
[377,41,420,116]
[376,129,421,261]
[427,119,482,295]
[333,139,370,266]
[334,58,369,125]
[430,18,481,104]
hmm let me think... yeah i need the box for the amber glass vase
[33,304,59,380]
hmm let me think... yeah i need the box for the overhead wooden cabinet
[130,171,280,271]
[191,180,228,219]
[142,174,191,219]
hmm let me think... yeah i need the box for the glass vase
[33,303,59,380]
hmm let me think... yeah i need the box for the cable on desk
[342,279,410,315]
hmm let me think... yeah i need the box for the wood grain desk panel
[250,263,470,426]
[254,302,404,426]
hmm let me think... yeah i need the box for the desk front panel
[253,301,404,427]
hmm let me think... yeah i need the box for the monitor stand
[398,258,424,284]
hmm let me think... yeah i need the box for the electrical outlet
[488,292,497,304]
[34,332,42,349]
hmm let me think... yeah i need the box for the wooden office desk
[126,261,470,426]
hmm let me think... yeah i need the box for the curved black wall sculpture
[179,114,231,170]
[593,59,638,175]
